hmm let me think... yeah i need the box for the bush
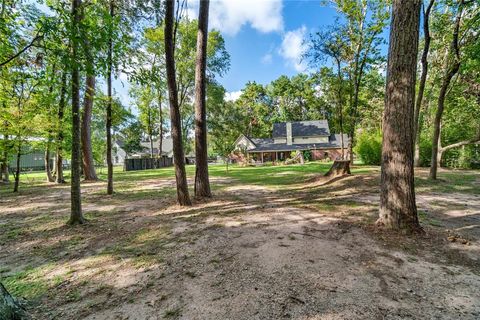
[418,137,432,167]
[302,150,312,161]
[354,131,382,165]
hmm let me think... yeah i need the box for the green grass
[1,264,64,300]
[415,170,480,195]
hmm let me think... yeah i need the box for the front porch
[250,151,290,163]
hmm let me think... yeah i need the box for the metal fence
[124,157,173,171]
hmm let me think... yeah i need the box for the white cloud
[261,53,273,65]
[187,0,284,36]
[225,91,242,102]
[278,25,308,72]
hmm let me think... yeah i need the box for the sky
[111,0,342,106]
[185,0,340,101]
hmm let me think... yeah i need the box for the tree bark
[158,89,163,158]
[106,0,114,195]
[164,0,191,206]
[335,58,345,159]
[429,0,464,180]
[45,141,55,182]
[194,0,211,198]
[69,0,85,225]
[324,160,350,178]
[13,143,20,193]
[56,71,67,184]
[1,134,9,183]
[413,0,435,167]
[81,73,97,181]
[377,0,422,232]
[0,282,28,319]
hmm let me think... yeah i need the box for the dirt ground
[0,167,479,319]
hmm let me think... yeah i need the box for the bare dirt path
[1,170,479,319]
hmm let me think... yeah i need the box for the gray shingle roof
[272,120,330,138]
[248,134,349,152]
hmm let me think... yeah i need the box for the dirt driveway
[1,169,479,319]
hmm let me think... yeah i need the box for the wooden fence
[124,157,173,171]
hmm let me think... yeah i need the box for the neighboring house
[114,137,195,164]
[8,150,52,171]
[234,120,349,162]
[112,140,128,165]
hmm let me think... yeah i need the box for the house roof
[272,120,330,138]
[247,133,349,152]
[139,138,173,155]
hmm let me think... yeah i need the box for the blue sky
[117,0,389,107]
[194,0,340,100]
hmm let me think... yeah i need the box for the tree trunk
[377,0,422,232]
[56,71,67,184]
[69,0,85,225]
[348,131,354,163]
[324,160,350,178]
[45,141,55,182]
[413,0,435,167]
[430,0,464,179]
[158,90,163,158]
[106,0,114,195]
[164,0,191,206]
[194,0,211,198]
[13,143,20,193]
[1,134,9,183]
[0,282,28,319]
[335,58,345,159]
[81,73,98,181]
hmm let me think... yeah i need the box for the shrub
[354,131,382,165]
[418,137,432,167]
[302,150,312,161]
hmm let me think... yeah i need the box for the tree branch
[440,132,480,152]
[0,33,43,67]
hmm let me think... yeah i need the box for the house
[112,140,128,165]
[8,150,52,171]
[234,120,349,162]
[114,137,195,165]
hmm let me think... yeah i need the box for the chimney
[286,122,292,145]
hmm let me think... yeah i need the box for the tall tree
[378,0,422,232]
[106,0,114,195]
[69,0,85,225]
[164,0,191,206]
[413,0,435,167]
[429,0,466,179]
[307,26,347,157]
[56,70,67,184]
[194,0,211,198]
[81,72,98,181]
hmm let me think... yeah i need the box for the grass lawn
[0,161,479,319]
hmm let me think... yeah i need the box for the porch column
[260,152,264,163]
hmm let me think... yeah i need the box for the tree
[106,0,115,194]
[307,26,348,157]
[164,0,191,206]
[194,0,211,198]
[68,0,85,225]
[120,120,144,156]
[413,0,435,167]
[429,0,473,179]
[377,0,422,232]
[327,0,389,163]
[56,70,68,183]
[131,84,157,156]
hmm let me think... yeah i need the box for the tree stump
[0,282,28,319]
[324,160,351,178]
